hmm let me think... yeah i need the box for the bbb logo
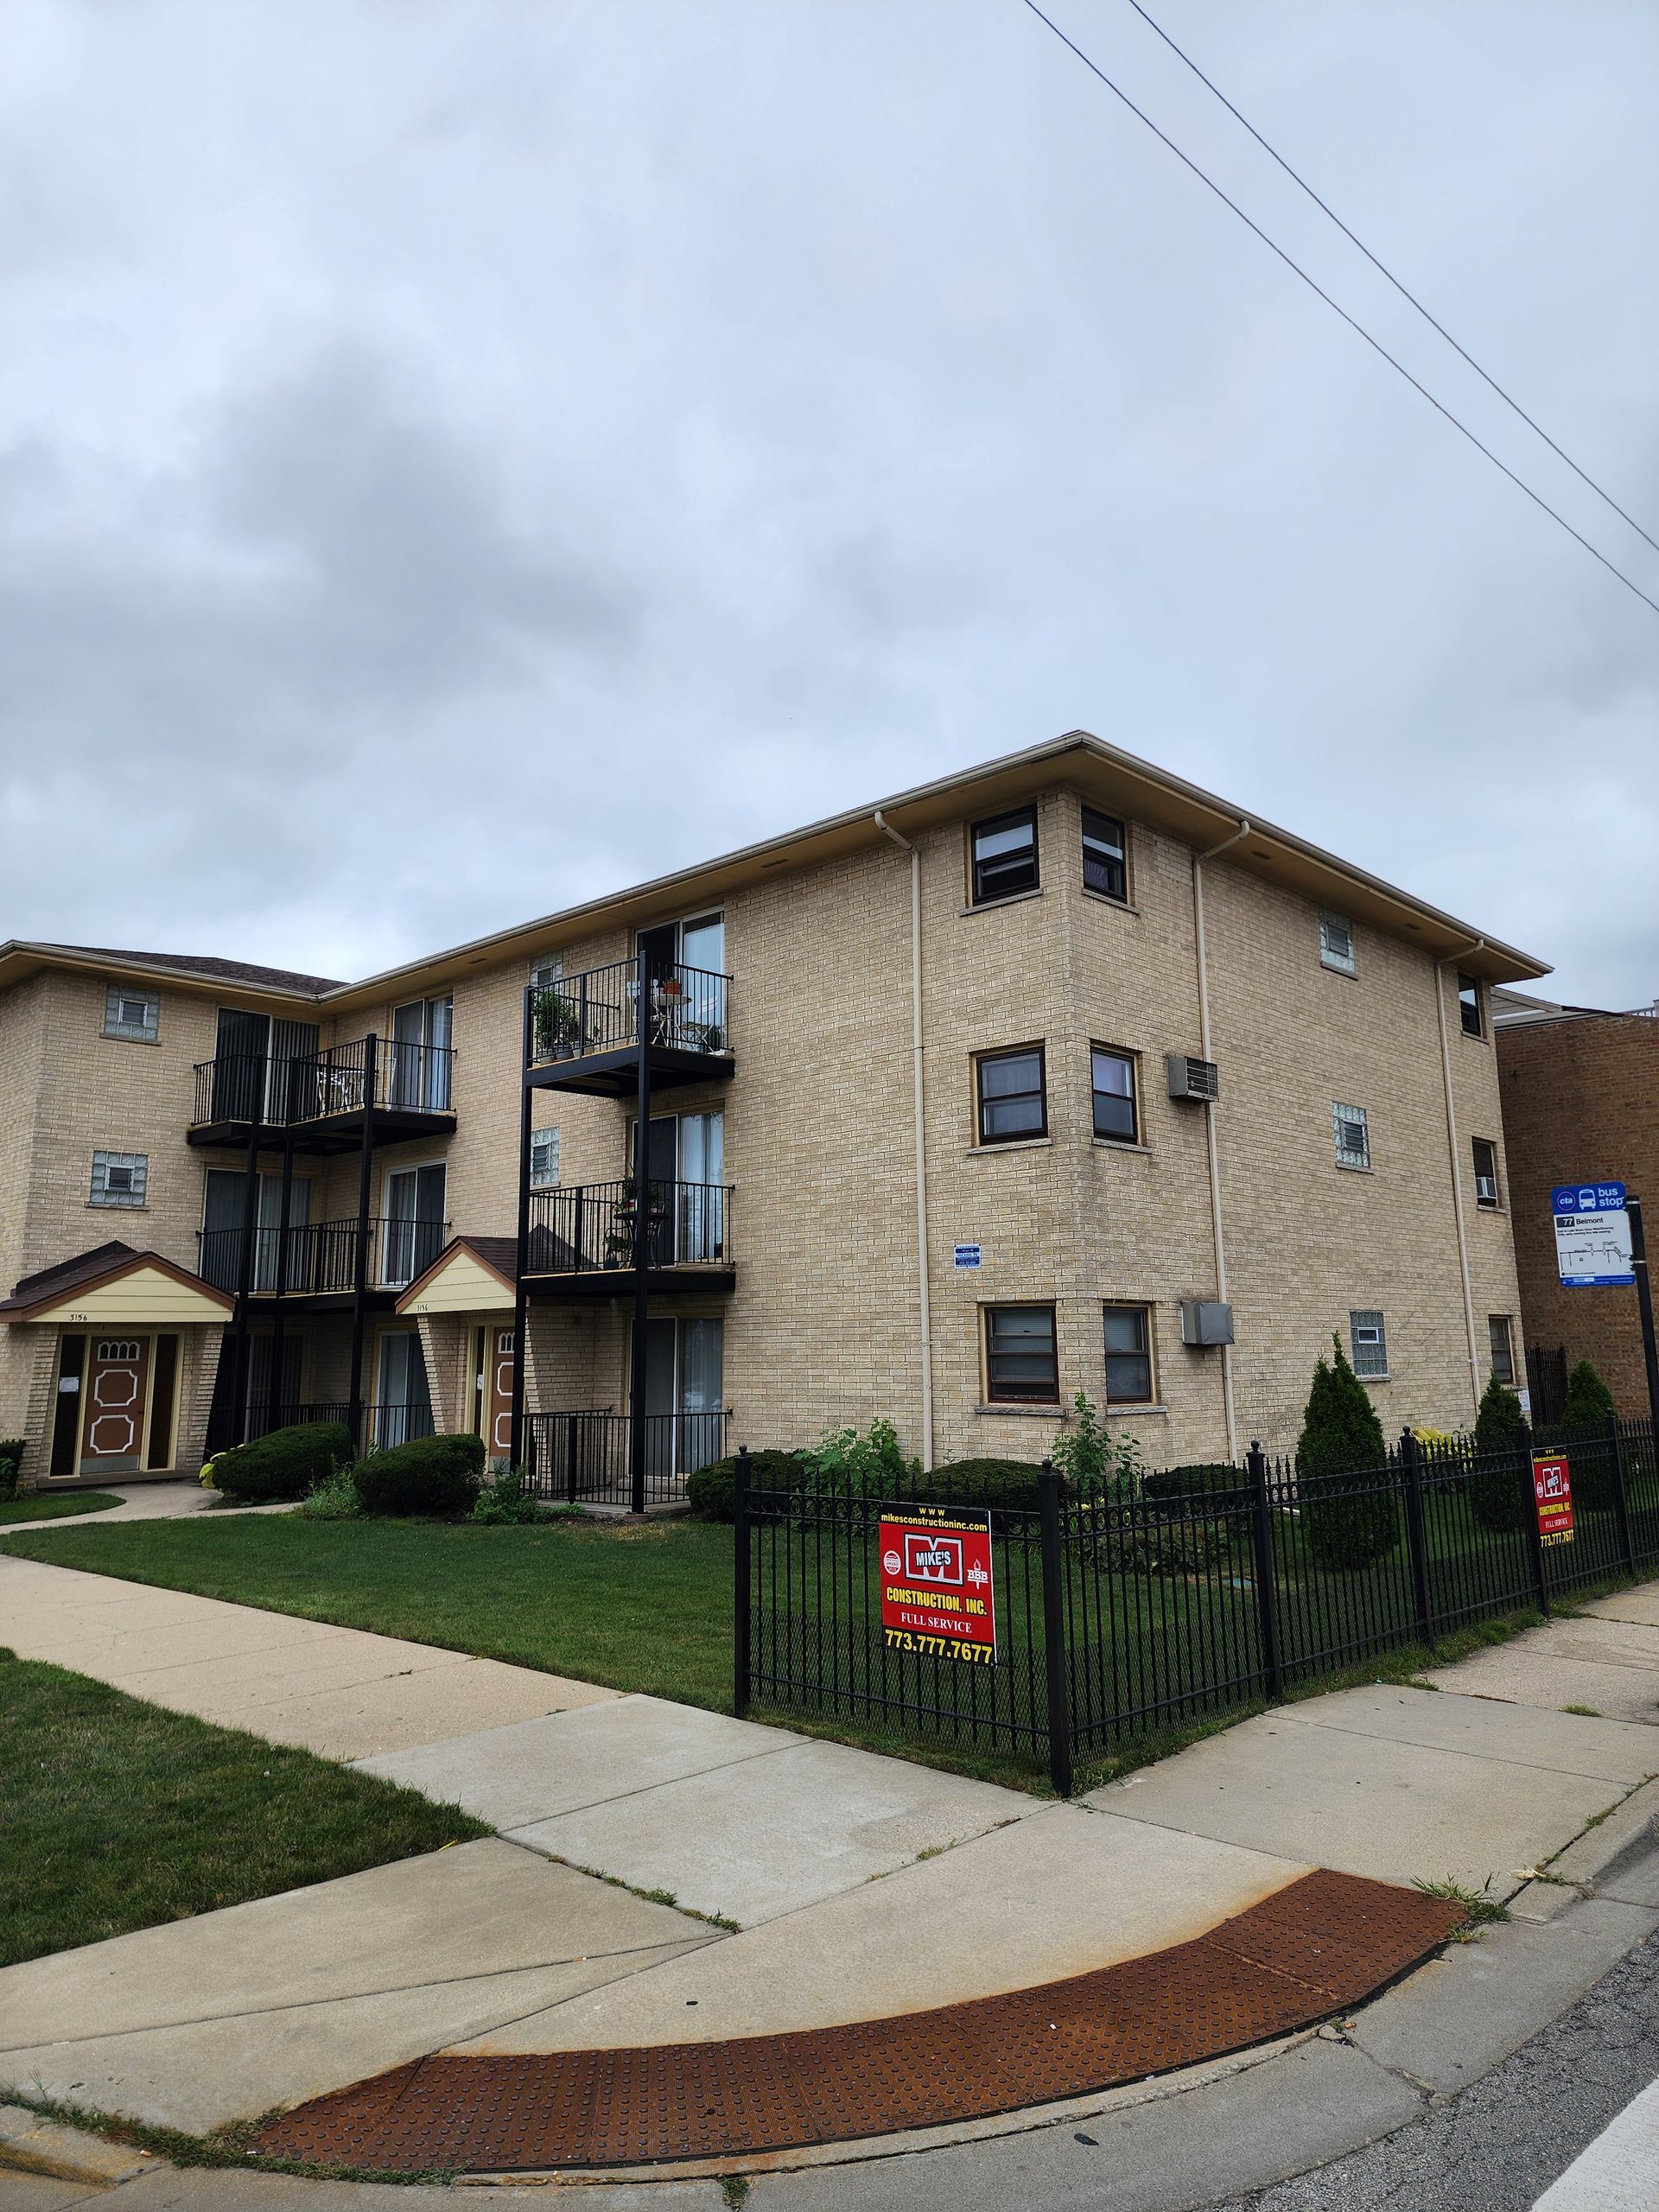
[904,1532,963,1585]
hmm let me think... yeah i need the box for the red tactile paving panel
[252,1870,1463,2172]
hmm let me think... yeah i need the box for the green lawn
[4,1515,735,1711]
[0,1649,486,1967]
[0,1491,122,1527]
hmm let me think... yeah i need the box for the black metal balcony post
[346,1033,378,1455]
[629,947,652,1515]
[268,1133,296,1428]
[227,1050,269,1445]
[510,987,533,1474]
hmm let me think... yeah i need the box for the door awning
[395,1235,517,1317]
[0,1242,235,1326]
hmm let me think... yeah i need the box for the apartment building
[0,732,1548,1495]
[1493,990,1659,1419]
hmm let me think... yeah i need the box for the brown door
[487,1327,515,1459]
[80,1337,150,1474]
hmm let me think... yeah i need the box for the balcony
[188,1037,458,1153]
[524,1408,732,1508]
[198,1216,452,1309]
[522,1179,734,1300]
[524,961,733,1097]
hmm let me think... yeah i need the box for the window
[530,1126,561,1187]
[976,1046,1046,1143]
[90,1151,147,1207]
[969,806,1039,905]
[1488,1315,1516,1388]
[1103,1306,1154,1404]
[1319,912,1356,975]
[1458,971,1484,1038]
[530,951,563,991]
[985,1306,1058,1403]
[1081,809,1128,902]
[1349,1309,1388,1378]
[1333,1102,1370,1171]
[1091,1047,1138,1142]
[103,984,159,1043]
[1472,1137,1500,1208]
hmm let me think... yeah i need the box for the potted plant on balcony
[605,1179,639,1267]
[533,988,582,1060]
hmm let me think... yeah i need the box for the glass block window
[1349,1309,1388,1377]
[103,985,160,1042]
[984,1305,1058,1403]
[530,952,563,991]
[1091,1047,1138,1142]
[1333,1102,1370,1170]
[530,1127,560,1187]
[1081,809,1128,901]
[976,1046,1047,1143]
[91,1151,148,1207]
[1103,1305,1154,1403]
[969,807,1039,905]
[1488,1314,1516,1388]
[1319,912,1356,974]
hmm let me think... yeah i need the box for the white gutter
[1193,818,1251,1459]
[1436,938,1485,1417]
[875,810,934,1470]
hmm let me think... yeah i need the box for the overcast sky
[3,0,1655,1002]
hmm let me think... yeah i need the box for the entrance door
[484,1326,515,1460]
[375,1331,433,1449]
[201,1171,310,1293]
[80,1337,150,1475]
[389,997,454,1111]
[212,1008,268,1122]
[634,1317,724,1476]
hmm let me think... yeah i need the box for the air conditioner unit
[1476,1174,1499,1205]
[1180,1300,1235,1347]
[1166,1054,1219,1103]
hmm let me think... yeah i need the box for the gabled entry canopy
[395,1235,517,1318]
[0,1242,234,1325]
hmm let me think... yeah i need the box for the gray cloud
[0,0,1654,1001]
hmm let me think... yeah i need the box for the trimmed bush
[1295,1337,1398,1572]
[212,1421,353,1504]
[353,1433,485,1519]
[1143,1462,1250,1535]
[916,1458,1047,1510]
[1470,1374,1529,1533]
[0,1440,25,1503]
[1554,1361,1619,1510]
[686,1451,811,1522]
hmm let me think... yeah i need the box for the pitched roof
[0,1240,232,1319]
[38,944,344,995]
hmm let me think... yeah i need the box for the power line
[1121,0,1659,558]
[1017,0,1659,618]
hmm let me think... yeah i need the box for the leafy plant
[471,1467,546,1524]
[299,1463,361,1521]
[532,988,582,1058]
[809,1416,919,1492]
[0,1440,25,1503]
[1295,1335,1398,1571]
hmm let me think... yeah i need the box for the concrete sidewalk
[3,1546,1658,2178]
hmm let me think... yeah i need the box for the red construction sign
[879,1503,997,1667]
[1534,1454,1574,1548]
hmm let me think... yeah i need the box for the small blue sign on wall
[953,1244,982,1269]
[1552,1183,1635,1287]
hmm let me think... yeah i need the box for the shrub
[471,1466,546,1524]
[353,1432,484,1519]
[1143,1462,1250,1535]
[0,1440,25,1503]
[1561,1359,1616,1433]
[810,1417,918,1491]
[1050,1393,1148,1503]
[299,1465,362,1521]
[1470,1375,1529,1533]
[686,1450,811,1522]
[916,1457,1047,1511]
[1295,1336,1398,1572]
[211,1421,353,1503]
[1552,1361,1619,1510]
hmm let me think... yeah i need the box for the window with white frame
[91,1151,148,1207]
[1319,912,1356,974]
[1333,1101,1370,1170]
[530,1126,561,1187]
[103,984,160,1042]
[1349,1309,1388,1378]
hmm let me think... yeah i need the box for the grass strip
[0,1647,486,1966]
[0,1491,123,1526]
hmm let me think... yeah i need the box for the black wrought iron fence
[525,961,730,1067]
[189,1038,455,1128]
[524,1408,732,1506]
[526,1179,731,1274]
[197,1217,449,1296]
[239,1400,352,1444]
[735,1415,1659,1795]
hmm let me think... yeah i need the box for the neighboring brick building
[1493,991,1659,1418]
[0,732,1549,1492]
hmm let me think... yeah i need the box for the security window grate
[1349,1309,1388,1377]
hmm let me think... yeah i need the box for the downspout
[875,810,933,1470]
[1192,818,1250,1460]
[1435,937,1484,1418]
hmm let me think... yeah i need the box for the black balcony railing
[527,962,730,1069]
[525,1179,732,1276]
[524,1408,731,1506]
[199,1217,450,1297]
[191,1037,456,1130]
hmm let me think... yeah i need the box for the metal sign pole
[1627,1195,1659,1440]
